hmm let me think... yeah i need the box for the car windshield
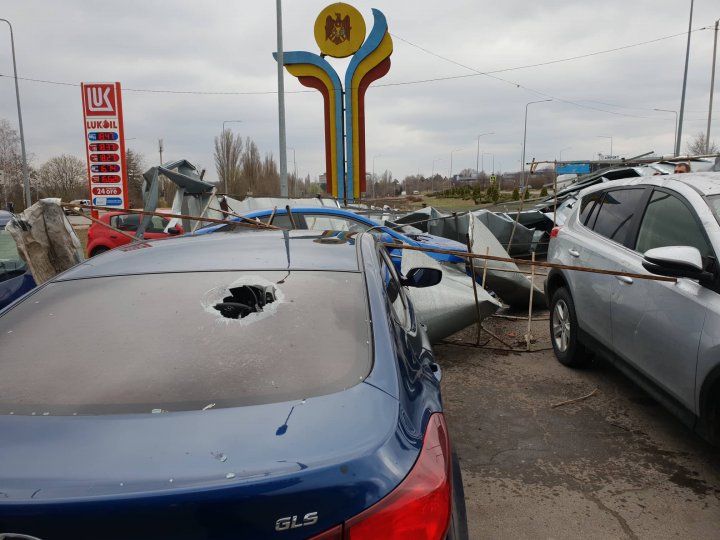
[0,270,371,415]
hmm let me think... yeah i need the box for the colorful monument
[276,3,392,202]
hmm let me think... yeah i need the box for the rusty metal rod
[383,242,677,283]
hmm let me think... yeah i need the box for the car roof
[579,171,720,198]
[58,229,362,281]
[245,206,378,224]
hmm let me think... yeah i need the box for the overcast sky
[1,0,718,185]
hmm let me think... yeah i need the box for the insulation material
[6,199,84,285]
[401,249,500,343]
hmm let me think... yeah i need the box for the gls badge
[275,512,319,531]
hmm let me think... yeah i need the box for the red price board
[91,175,122,184]
[92,186,122,196]
[90,164,121,173]
[89,153,119,163]
[81,82,128,211]
[89,143,119,152]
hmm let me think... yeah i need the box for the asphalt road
[437,312,720,540]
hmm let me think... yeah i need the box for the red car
[87,212,183,257]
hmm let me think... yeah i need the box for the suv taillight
[550,226,561,239]
[309,413,452,540]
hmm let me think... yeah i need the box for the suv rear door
[570,187,648,347]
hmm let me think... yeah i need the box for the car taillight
[550,226,561,239]
[343,413,452,540]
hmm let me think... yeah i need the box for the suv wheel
[550,287,587,367]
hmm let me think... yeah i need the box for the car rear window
[0,271,371,415]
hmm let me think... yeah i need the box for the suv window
[588,188,645,247]
[636,190,711,258]
[579,191,603,226]
[304,214,371,233]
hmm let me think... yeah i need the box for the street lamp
[372,154,383,198]
[676,0,694,157]
[431,157,443,192]
[449,147,463,188]
[475,132,494,176]
[558,146,572,162]
[482,153,495,175]
[0,18,30,209]
[521,99,552,188]
[597,135,613,159]
[653,109,678,156]
[707,18,719,154]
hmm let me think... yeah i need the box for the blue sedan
[0,230,468,539]
[194,207,468,265]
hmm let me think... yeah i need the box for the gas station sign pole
[81,82,129,217]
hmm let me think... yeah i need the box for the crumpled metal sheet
[473,210,534,257]
[6,199,84,285]
[469,214,546,309]
[401,248,501,343]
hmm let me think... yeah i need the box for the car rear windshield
[0,271,371,415]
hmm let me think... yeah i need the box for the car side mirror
[167,227,181,235]
[400,267,442,288]
[642,245,714,283]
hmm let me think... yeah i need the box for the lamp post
[475,132,494,176]
[0,18,30,209]
[521,100,551,189]
[221,120,243,193]
[431,157,443,192]
[676,0,694,157]
[372,154,383,198]
[707,18,719,153]
[597,135,613,159]
[653,109,678,156]
[449,147,462,189]
[558,146,572,162]
[276,0,288,198]
[482,153,495,175]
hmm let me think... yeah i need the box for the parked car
[0,229,468,539]
[194,207,469,266]
[64,199,91,215]
[0,209,35,311]
[545,171,720,444]
[87,211,183,256]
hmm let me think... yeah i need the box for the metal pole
[276,0,288,197]
[521,100,551,191]
[653,109,678,155]
[707,19,719,153]
[676,0,694,157]
[0,19,30,209]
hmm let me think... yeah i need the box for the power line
[0,26,710,115]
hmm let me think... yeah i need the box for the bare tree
[125,148,146,207]
[37,154,87,201]
[258,153,280,196]
[214,130,243,194]
[686,132,718,155]
[0,118,34,210]
[240,138,262,196]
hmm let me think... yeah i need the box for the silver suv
[545,171,720,444]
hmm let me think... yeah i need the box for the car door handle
[568,249,580,257]
[110,235,118,239]
[616,275,633,284]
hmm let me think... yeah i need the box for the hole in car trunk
[214,285,277,319]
